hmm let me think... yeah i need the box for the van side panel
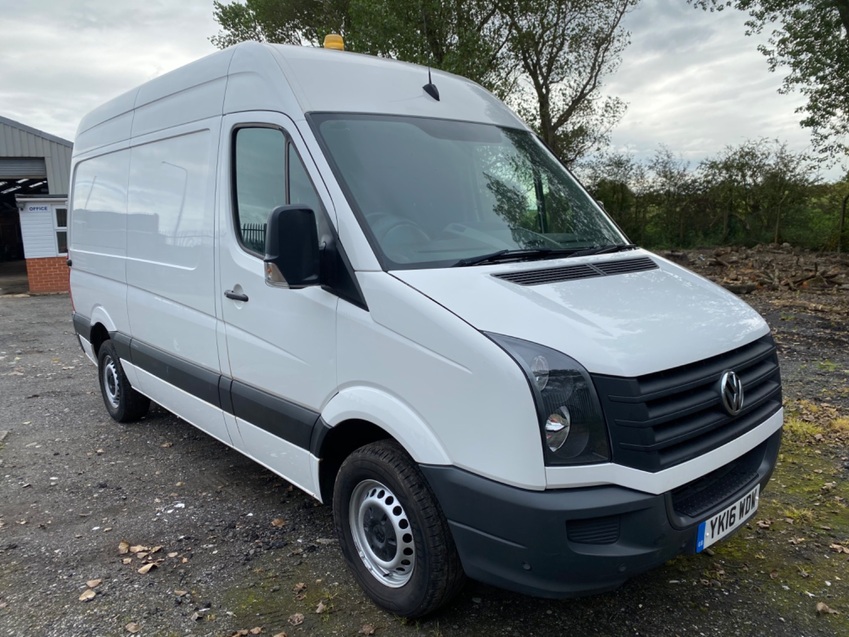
[125,127,221,376]
[133,76,228,139]
[73,89,137,156]
[69,148,131,341]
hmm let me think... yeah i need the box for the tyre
[333,440,465,617]
[97,340,150,422]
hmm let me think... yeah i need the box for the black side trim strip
[231,380,320,450]
[219,376,234,416]
[309,417,333,457]
[112,332,133,361]
[72,312,91,341]
[132,340,222,409]
[97,332,321,452]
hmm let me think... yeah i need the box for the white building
[0,115,73,292]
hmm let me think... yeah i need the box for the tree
[797,175,849,250]
[499,0,638,165]
[347,0,515,99]
[698,139,815,244]
[211,0,350,49]
[644,146,697,246]
[692,0,849,161]
[212,0,514,97]
[211,0,638,163]
[580,152,648,241]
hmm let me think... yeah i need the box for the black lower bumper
[420,429,781,598]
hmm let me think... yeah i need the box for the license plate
[696,484,760,552]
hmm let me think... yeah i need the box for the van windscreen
[311,114,627,269]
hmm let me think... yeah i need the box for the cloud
[0,0,840,179]
[0,0,218,141]
[604,0,832,174]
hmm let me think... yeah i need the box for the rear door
[216,113,337,494]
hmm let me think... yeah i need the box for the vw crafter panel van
[69,41,783,617]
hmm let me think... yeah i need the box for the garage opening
[1,158,49,262]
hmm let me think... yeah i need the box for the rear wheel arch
[97,338,149,422]
[89,323,109,357]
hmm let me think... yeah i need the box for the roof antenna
[420,4,440,101]
[423,67,440,101]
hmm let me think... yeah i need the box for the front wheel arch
[316,419,390,504]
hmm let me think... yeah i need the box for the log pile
[661,245,849,295]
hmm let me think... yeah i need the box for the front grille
[593,335,782,472]
[493,256,657,286]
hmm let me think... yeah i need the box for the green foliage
[211,0,637,163]
[212,0,514,97]
[691,0,849,163]
[698,139,816,245]
[347,0,515,99]
[211,0,350,48]
[645,146,699,246]
[580,140,849,250]
[581,151,648,241]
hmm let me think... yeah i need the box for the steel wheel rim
[349,479,415,588]
[102,355,121,409]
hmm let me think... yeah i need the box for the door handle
[224,289,249,302]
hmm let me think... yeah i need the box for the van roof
[73,42,522,156]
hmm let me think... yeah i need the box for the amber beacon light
[323,34,345,50]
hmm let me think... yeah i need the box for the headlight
[487,333,610,466]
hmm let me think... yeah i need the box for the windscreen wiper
[566,243,638,258]
[453,248,576,267]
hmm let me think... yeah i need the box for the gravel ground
[1,288,847,637]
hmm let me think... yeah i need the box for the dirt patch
[1,254,848,636]
[663,245,849,296]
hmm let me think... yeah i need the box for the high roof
[73,42,523,157]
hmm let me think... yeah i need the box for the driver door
[216,113,337,494]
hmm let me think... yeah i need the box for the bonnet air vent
[493,256,658,286]
[595,256,659,276]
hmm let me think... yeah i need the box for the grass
[782,506,815,524]
[701,399,849,633]
[817,360,840,372]
[783,415,824,441]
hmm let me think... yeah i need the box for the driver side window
[233,126,324,254]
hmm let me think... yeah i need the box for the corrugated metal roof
[0,115,72,148]
[0,115,73,194]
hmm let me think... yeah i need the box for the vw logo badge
[719,370,744,416]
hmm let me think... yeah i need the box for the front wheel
[97,340,150,422]
[333,440,465,617]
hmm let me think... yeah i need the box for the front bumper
[421,429,781,598]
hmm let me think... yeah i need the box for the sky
[1,0,840,180]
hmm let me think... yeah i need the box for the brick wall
[26,257,69,293]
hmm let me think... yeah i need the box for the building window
[55,207,68,254]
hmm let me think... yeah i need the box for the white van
[69,41,783,617]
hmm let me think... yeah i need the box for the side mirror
[264,205,320,288]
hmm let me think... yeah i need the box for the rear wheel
[97,340,150,422]
[333,440,465,617]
